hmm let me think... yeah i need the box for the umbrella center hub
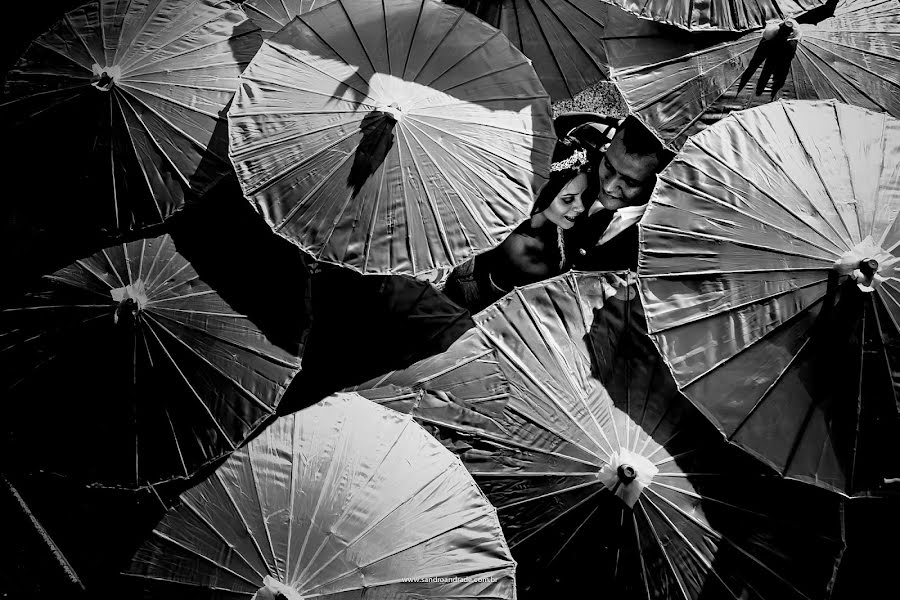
[598,448,659,509]
[111,280,148,324]
[252,576,306,600]
[91,64,121,92]
[378,102,404,122]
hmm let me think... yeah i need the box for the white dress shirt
[587,202,648,246]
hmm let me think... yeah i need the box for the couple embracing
[443,114,674,314]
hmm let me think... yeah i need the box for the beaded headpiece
[549,148,588,173]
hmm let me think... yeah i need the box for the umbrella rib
[3,313,107,390]
[284,414,300,580]
[803,31,900,65]
[637,500,692,600]
[293,417,418,586]
[2,475,84,589]
[118,82,221,119]
[504,487,605,550]
[233,73,377,107]
[410,102,553,135]
[404,9,466,83]
[63,13,103,67]
[419,30,505,90]
[401,119,499,241]
[395,125,418,273]
[143,236,180,293]
[124,27,257,76]
[260,42,376,105]
[477,321,610,459]
[301,463,482,593]
[230,113,366,163]
[149,530,259,587]
[0,85,91,113]
[645,484,823,598]
[119,572,252,592]
[547,503,602,566]
[123,241,133,285]
[120,10,251,73]
[247,439,285,581]
[1,304,111,312]
[522,0,573,99]
[140,318,239,448]
[114,0,170,67]
[331,0,379,83]
[397,124,457,268]
[400,121,534,231]
[119,86,218,160]
[412,410,606,470]
[246,125,359,202]
[101,248,128,288]
[697,120,852,251]
[32,38,95,72]
[657,166,845,257]
[782,103,857,243]
[179,492,269,579]
[848,299,868,493]
[146,288,217,305]
[161,401,190,480]
[410,111,550,171]
[144,262,196,298]
[71,260,114,293]
[640,490,745,600]
[146,309,297,386]
[137,239,147,284]
[678,294,826,390]
[643,221,837,263]
[112,92,166,222]
[492,478,600,512]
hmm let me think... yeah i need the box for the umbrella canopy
[356,272,846,599]
[228,0,555,277]
[606,0,827,31]
[1,0,262,238]
[445,0,609,103]
[638,100,900,496]
[606,0,900,148]
[242,0,333,36]
[0,233,305,489]
[124,392,517,599]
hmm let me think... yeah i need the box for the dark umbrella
[1,0,262,238]
[606,0,827,31]
[1,233,306,489]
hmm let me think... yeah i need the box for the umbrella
[637,99,900,496]
[242,0,333,36]
[606,0,900,148]
[356,272,846,599]
[606,0,827,31]
[228,0,555,277]
[1,0,262,238]
[445,0,610,102]
[123,392,518,599]
[0,233,305,489]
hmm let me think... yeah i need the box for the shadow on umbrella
[348,109,398,197]
[168,174,311,358]
[736,29,799,100]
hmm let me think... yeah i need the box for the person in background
[442,136,593,313]
[566,115,675,272]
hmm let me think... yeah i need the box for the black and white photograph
[2,1,899,599]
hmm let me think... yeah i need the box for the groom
[563,115,674,272]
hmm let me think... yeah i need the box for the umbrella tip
[617,464,637,484]
[91,64,122,92]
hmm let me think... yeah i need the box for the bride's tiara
[550,148,588,173]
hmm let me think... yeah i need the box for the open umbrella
[606,0,900,148]
[638,99,900,496]
[356,272,846,599]
[123,392,518,599]
[1,0,262,238]
[0,233,305,489]
[228,0,555,277]
[445,1,610,103]
[242,0,333,36]
[606,0,827,31]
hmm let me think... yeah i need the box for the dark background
[2,2,899,599]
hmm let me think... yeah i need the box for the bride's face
[541,172,588,229]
